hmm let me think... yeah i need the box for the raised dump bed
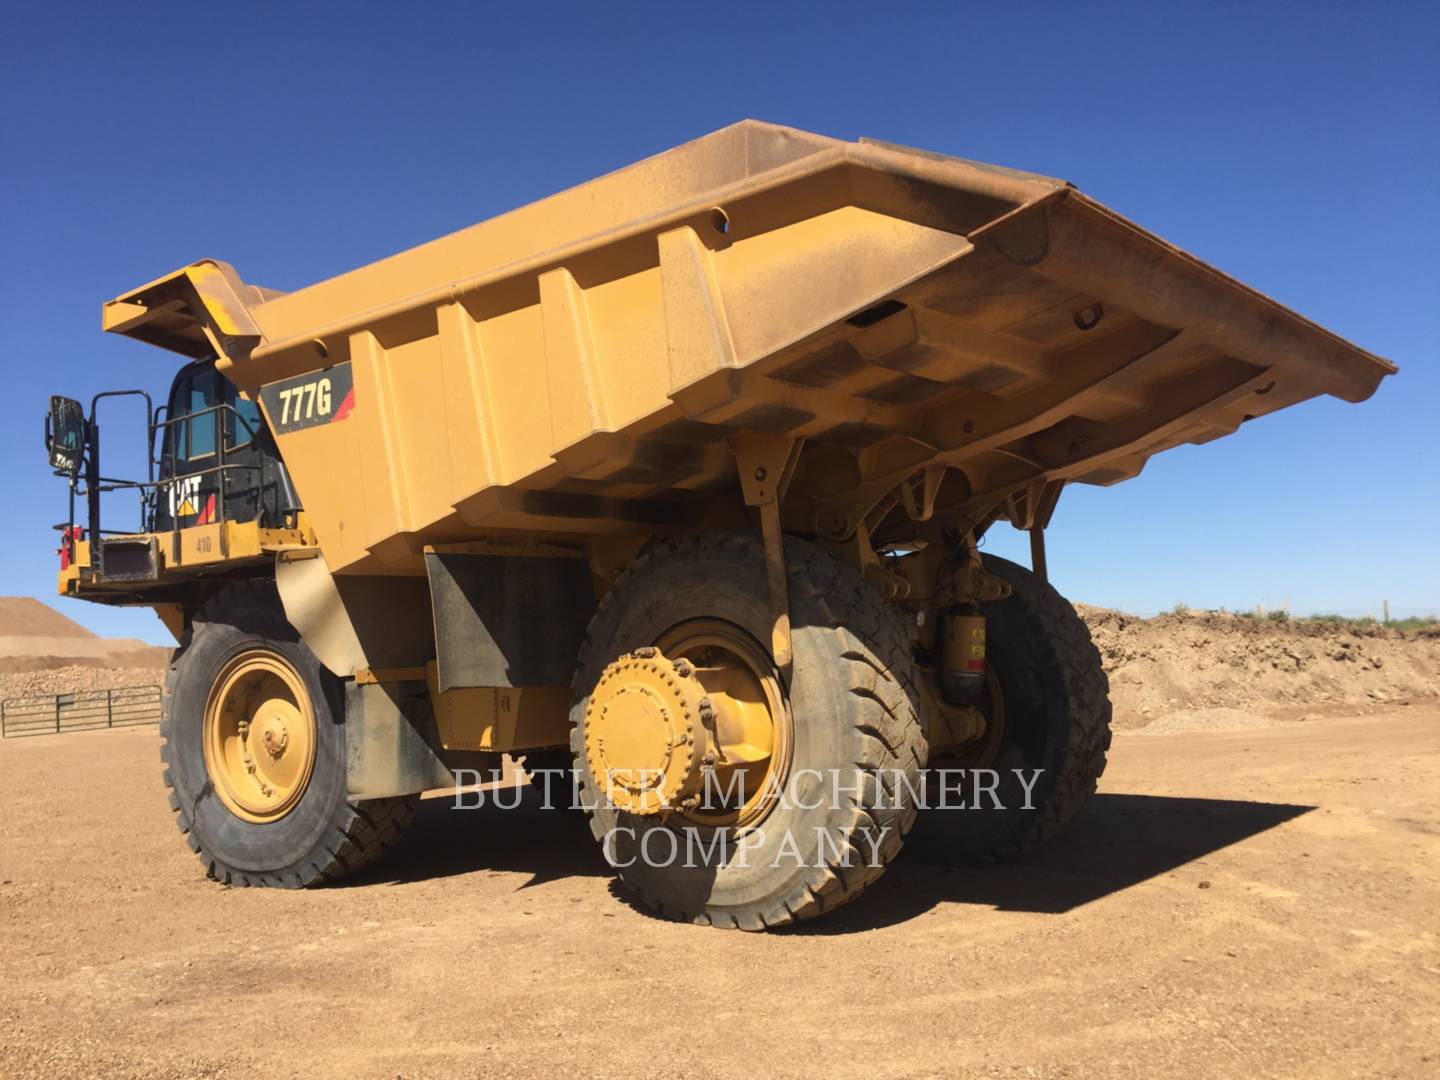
[100,121,1392,573]
[48,122,1393,930]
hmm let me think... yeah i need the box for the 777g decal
[258,363,355,434]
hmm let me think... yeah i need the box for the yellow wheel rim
[203,649,317,824]
[653,619,792,829]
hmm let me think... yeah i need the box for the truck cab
[45,356,309,609]
[153,358,295,531]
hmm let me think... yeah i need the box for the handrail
[64,396,267,550]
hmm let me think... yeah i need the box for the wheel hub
[585,648,709,815]
[203,651,317,823]
[585,628,789,824]
[255,709,292,760]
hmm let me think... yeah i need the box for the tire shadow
[340,790,1314,935]
[340,785,608,889]
[777,793,1314,935]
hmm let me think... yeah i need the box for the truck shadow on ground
[343,787,610,890]
[778,793,1314,935]
[344,790,1313,933]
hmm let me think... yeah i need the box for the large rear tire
[908,553,1111,863]
[161,582,413,887]
[569,533,925,930]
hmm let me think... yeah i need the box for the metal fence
[0,685,162,738]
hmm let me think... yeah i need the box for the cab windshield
[160,363,261,477]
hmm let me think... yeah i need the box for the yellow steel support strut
[1004,479,1064,585]
[729,434,803,671]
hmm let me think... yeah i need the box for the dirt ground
[1,707,1436,1079]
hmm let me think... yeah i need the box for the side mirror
[46,396,87,475]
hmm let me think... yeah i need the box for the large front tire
[570,534,926,930]
[161,582,413,887]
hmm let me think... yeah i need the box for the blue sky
[1,1,1436,643]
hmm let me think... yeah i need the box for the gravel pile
[0,664,167,703]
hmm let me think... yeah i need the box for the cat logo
[167,474,202,520]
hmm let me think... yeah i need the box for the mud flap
[424,549,593,692]
[344,680,454,798]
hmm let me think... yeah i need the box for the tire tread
[568,533,926,929]
[160,580,414,888]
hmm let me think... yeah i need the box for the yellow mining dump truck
[44,122,1393,928]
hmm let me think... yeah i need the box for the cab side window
[228,394,262,450]
[187,370,218,459]
[164,365,220,465]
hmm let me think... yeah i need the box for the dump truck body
[44,122,1393,929]
[90,121,1390,579]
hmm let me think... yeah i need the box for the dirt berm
[0,598,169,697]
[3,593,1437,737]
[1085,606,1440,733]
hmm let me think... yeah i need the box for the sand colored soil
[2,709,1437,1078]
[0,597,98,638]
[0,637,168,674]
[1084,607,1440,733]
[0,598,169,693]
